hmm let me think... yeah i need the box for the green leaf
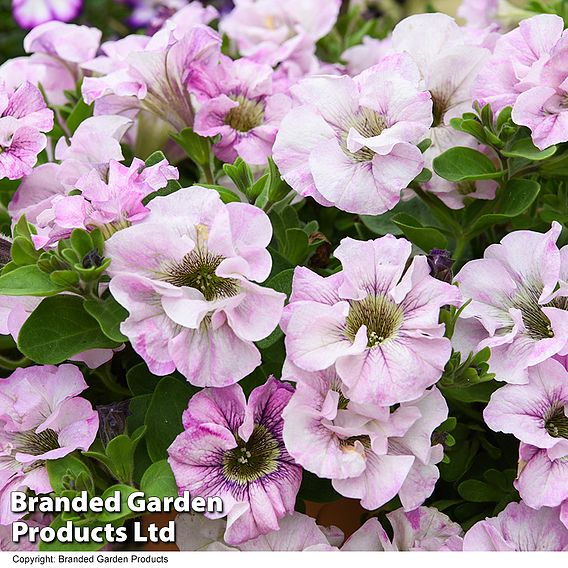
[145,376,197,462]
[97,485,139,522]
[198,184,241,203]
[47,454,94,494]
[470,179,541,234]
[84,294,129,343]
[458,479,503,503]
[106,428,146,483]
[11,236,38,266]
[127,363,162,396]
[392,213,447,252]
[18,295,121,364]
[144,150,167,168]
[140,460,178,499]
[501,137,556,160]
[0,265,66,296]
[361,197,439,236]
[170,128,210,166]
[264,268,294,297]
[433,147,503,182]
[255,269,294,349]
[66,99,93,134]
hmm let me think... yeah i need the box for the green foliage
[144,376,197,462]
[18,295,121,363]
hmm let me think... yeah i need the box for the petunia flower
[31,156,179,247]
[282,235,461,406]
[282,364,448,510]
[220,0,340,67]
[273,53,432,215]
[12,0,83,30]
[176,511,341,550]
[484,358,568,457]
[342,507,463,551]
[341,36,392,76]
[168,378,302,545]
[390,13,495,209]
[0,365,98,524]
[193,57,291,165]
[514,443,568,514]
[106,186,285,386]
[82,24,222,131]
[473,14,566,113]
[512,34,568,150]
[0,22,101,106]
[0,81,53,181]
[455,222,568,384]
[463,501,568,551]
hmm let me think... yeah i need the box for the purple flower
[282,364,448,510]
[0,81,53,181]
[455,222,568,384]
[282,236,461,406]
[463,501,568,550]
[106,186,285,386]
[193,57,291,165]
[168,378,302,545]
[273,53,432,215]
[0,365,99,524]
[12,0,83,30]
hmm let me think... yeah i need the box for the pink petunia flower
[82,24,222,131]
[341,36,392,76]
[473,14,566,114]
[455,222,568,384]
[514,443,568,514]
[457,0,499,29]
[106,186,285,386]
[193,57,291,165]
[273,53,432,215]
[176,511,341,551]
[12,0,83,30]
[0,22,101,106]
[391,13,495,209]
[282,365,449,510]
[512,34,568,150]
[0,81,53,181]
[463,501,568,551]
[342,507,463,551]
[0,365,98,524]
[484,358,568,457]
[220,0,340,67]
[168,379,302,545]
[31,157,179,247]
[282,236,461,406]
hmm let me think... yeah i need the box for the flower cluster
[1,0,568,555]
